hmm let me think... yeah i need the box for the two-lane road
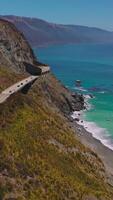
[0,65,50,104]
[0,75,38,104]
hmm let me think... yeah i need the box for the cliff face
[0,19,113,200]
[1,15,113,47]
[0,19,36,73]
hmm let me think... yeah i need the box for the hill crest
[1,15,113,47]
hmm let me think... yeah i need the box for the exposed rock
[0,18,44,74]
[74,118,80,122]
[36,74,85,116]
[89,94,94,98]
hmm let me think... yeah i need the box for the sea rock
[89,94,94,98]
[74,118,80,122]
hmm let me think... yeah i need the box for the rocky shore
[70,95,113,185]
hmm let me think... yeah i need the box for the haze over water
[34,44,113,149]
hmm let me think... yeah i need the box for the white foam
[98,91,106,94]
[71,100,113,151]
[73,87,88,92]
[78,120,113,151]
[84,94,92,99]
[84,95,93,111]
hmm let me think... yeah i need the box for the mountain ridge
[1,15,112,32]
[1,15,113,47]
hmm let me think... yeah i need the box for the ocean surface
[34,44,113,150]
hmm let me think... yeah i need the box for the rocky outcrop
[35,74,84,116]
[0,19,43,73]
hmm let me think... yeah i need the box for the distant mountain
[1,15,113,47]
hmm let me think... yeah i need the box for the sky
[0,0,113,31]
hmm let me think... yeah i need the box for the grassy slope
[0,68,113,200]
[0,66,26,92]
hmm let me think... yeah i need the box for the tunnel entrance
[24,62,42,75]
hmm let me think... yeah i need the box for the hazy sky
[0,0,113,31]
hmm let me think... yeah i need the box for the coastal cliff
[0,19,113,200]
[0,18,84,114]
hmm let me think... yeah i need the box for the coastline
[71,95,113,183]
[71,95,113,151]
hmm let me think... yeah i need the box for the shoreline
[71,95,113,181]
[71,94,113,151]
[71,110,113,151]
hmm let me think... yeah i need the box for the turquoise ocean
[34,44,113,150]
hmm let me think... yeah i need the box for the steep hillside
[0,19,113,200]
[1,15,113,47]
[0,18,36,73]
[0,18,46,74]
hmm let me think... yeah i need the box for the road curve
[0,75,38,104]
[0,65,50,104]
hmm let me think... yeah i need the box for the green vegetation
[0,66,26,92]
[0,73,113,200]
